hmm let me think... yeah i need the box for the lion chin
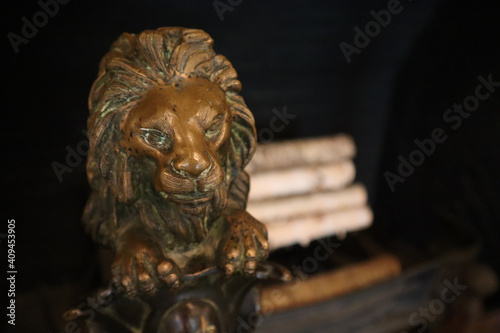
[162,190,219,216]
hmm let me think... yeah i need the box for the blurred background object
[247,135,372,249]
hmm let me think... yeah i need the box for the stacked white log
[246,134,373,250]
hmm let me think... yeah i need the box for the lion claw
[219,211,269,275]
[111,240,181,295]
[157,260,181,288]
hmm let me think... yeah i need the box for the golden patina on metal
[76,27,278,333]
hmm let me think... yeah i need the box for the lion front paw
[219,211,269,275]
[112,241,181,296]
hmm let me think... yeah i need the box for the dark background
[2,0,500,331]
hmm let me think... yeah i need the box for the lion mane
[83,27,257,248]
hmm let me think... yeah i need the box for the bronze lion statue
[83,27,269,296]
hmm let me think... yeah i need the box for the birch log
[248,160,356,201]
[266,206,373,249]
[246,134,356,174]
[247,184,367,222]
[261,254,401,313]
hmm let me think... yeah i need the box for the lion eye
[205,115,224,140]
[139,128,171,150]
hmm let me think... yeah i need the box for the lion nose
[173,152,211,178]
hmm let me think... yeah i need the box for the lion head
[83,27,257,247]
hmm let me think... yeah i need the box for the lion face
[120,77,232,206]
[85,28,257,246]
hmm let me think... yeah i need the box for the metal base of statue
[66,263,289,333]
